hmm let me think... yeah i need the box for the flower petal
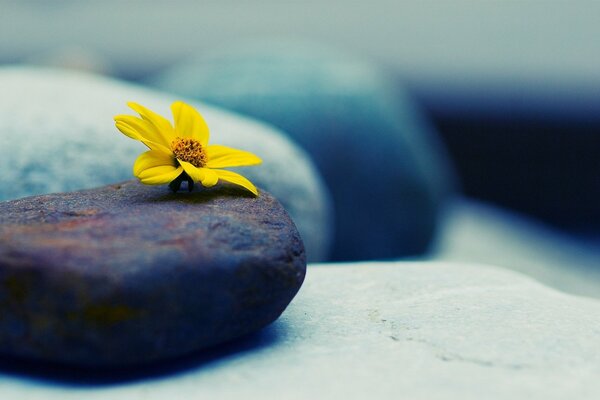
[178,160,205,182]
[127,102,175,144]
[116,121,170,153]
[116,123,172,155]
[138,165,183,185]
[115,115,172,148]
[200,168,219,187]
[214,169,258,196]
[133,150,176,177]
[205,145,262,168]
[171,101,209,146]
[179,161,219,187]
[114,118,143,140]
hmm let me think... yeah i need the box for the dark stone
[147,40,457,261]
[0,180,306,367]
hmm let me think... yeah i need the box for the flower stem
[168,172,194,193]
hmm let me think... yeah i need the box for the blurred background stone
[431,198,600,299]
[24,45,114,76]
[0,66,332,261]
[148,40,457,261]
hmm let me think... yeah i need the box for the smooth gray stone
[0,262,599,399]
[148,40,456,261]
[0,66,332,262]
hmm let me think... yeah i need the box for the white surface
[1,262,599,399]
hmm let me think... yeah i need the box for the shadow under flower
[144,181,259,204]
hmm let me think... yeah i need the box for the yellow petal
[116,120,171,153]
[178,160,205,182]
[178,160,219,187]
[114,119,142,140]
[138,165,183,185]
[115,115,172,148]
[127,102,175,144]
[214,169,259,196]
[133,150,176,176]
[200,168,219,187]
[171,101,209,146]
[205,145,262,169]
[138,165,178,179]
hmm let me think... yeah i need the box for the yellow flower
[114,101,262,196]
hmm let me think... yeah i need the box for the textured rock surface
[0,66,331,262]
[0,180,306,366]
[148,40,456,261]
[0,262,599,399]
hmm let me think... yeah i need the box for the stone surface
[0,66,331,262]
[0,180,306,366]
[432,197,600,299]
[148,40,456,261]
[0,262,599,399]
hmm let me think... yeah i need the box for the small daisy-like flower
[115,101,262,195]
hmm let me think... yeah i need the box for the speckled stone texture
[0,180,306,366]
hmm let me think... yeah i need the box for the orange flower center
[171,137,207,168]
